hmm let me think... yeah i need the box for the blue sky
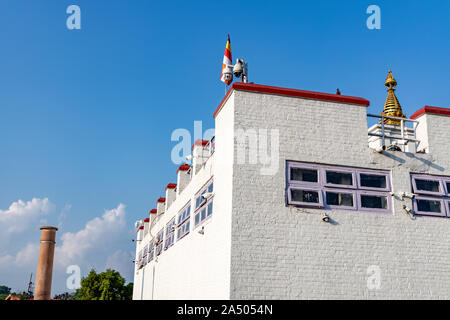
[0,0,449,294]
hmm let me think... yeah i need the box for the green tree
[53,292,76,300]
[75,269,133,300]
[0,285,11,300]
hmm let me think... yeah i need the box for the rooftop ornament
[380,70,406,125]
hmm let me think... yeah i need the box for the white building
[133,75,450,299]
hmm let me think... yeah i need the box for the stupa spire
[381,70,406,125]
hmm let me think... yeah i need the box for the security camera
[403,205,413,214]
[198,226,205,235]
[321,213,330,223]
[134,221,141,229]
[202,192,214,200]
[401,192,415,199]
[233,59,244,77]
[186,154,193,161]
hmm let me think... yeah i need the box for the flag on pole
[220,34,233,85]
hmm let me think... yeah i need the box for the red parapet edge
[177,163,191,173]
[410,106,450,119]
[191,139,209,150]
[213,82,370,118]
[157,197,166,203]
[165,183,177,190]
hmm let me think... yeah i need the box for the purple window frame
[287,162,321,186]
[164,218,176,250]
[323,188,357,210]
[156,229,164,256]
[413,196,446,218]
[287,186,324,208]
[411,174,445,196]
[194,178,214,228]
[322,166,356,190]
[356,169,391,192]
[148,241,154,262]
[286,161,392,214]
[444,180,450,195]
[177,203,191,240]
[357,190,392,214]
[446,200,450,217]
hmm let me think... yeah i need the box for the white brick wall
[229,90,450,299]
[134,87,450,300]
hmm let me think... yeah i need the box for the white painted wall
[229,90,450,299]
[133,95,235,300]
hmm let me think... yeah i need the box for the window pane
[326,192,353,207]
[415,179,440,192]
[207,201,213,216]
[201,208,206,220]
[360,174,387,189]
[361,195,387,209]
[290,167,318,183]
[208,182,213,193]
[417,199,441,213]
[446,182,450,193]
[195,213,199,225]
[291,189,319,203]
[326,171,353,186]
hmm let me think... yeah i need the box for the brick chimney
[34,226,58,300]
[156,198,166,215]
[165,183,177,210]
[192,139,209,175]
[177,164,191,195]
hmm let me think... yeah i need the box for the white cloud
[0,198,55,235]
[54,203,127,268]
[0,199,132,294]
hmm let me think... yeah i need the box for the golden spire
[380,70,406,125]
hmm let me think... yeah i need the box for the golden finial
[380,70,406,125]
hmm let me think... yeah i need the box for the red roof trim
[138,226,144,230]
[410,106,450,119]
[157,197,166,203]
[177,163,191,173]
[144,218,150,223]
[213,82,370,118]
[165,183,177,190]
[191,139,209,150]
[149,209,157,214]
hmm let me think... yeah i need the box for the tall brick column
[34,226,58,300]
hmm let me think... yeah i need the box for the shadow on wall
[379,151,445,172]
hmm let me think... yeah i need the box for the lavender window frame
[287,162,321,186]
[411,174,445,196]
[413,196,446,218]
[444,180,450,195]
[357,190,392,214]
[194,178,214,229]
[324,188,357,210]
[177,203,191,240]
[156,229,164,256]
[286,161,393,214]
[164,218,176,250]
[287,186,324,208]
[445,200,450,217]
[322,166,356,190]
[148,241,154,262]
[356,169,391,192]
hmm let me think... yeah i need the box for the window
[411,174,450,217]
[286,162,392,213]
[155,229,164,256]
[148,241,154,262]
[142,245,148,266]
[194,179,214,228]
[165,218,176,250]
[177,203,191,240]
